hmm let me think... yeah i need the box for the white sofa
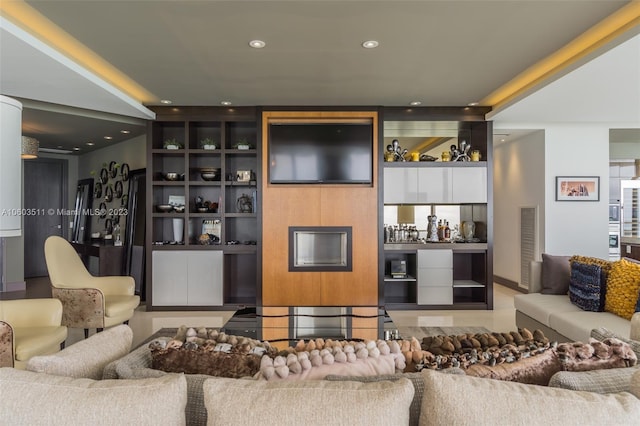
[515,260,640,342]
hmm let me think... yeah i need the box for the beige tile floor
[62,283,519,348]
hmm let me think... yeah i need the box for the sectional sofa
[2,323,640,425]
[515,256,640,342]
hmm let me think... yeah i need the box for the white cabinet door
[451,167,487,203]
[417,168,452,203]
[384,168,418,204]
[152,250,223,306]
[417,249,453,304]
[152,251,188,306]
[187,251,223,306]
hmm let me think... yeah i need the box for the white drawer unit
[417,249,453,305]
[418,286,453,305]
[152,250,223,306]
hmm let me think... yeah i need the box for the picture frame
[236,170,252,182]
[555,176,600,201]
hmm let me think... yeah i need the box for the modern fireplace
[288,226,352,272]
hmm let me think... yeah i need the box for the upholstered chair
[0,298,68,369]
[44,235,140,338]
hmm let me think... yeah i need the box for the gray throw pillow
[541,253,571,294]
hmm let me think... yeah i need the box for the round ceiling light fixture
[467,102,479,106]
[220,101,232,106]
[86,142,95,146]
[409,101,422,106]
[104,136,113,140]
[249,40,266,49]
[120,130,130,134]
[361,40,379,49]
[160,99,172,104]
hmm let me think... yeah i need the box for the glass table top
[221,306,399,350]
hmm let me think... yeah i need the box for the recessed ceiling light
[468,102,479,106]
[73,147,80,151]
[362,40,379,49]
[120,130,130,134]
[86,142,95,146]
[409,101,422,106]
[160,99,172,104]
[249,40,266,49]
[221,101,232,106]
[104,136,113,140]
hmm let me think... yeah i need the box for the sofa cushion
[107,337,215,426]
[605,258,640,320]
[541,254,571,294]
[26,324,132,379]
[419,369,640,426]
[514,293,581,327]
[632,368,640,399]
[549,365,640,393]
[569,260,607,312]
[549,310,631,343]
[203,376,414,426]
[0,368,187,426]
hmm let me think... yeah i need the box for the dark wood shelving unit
[146,107,260,310]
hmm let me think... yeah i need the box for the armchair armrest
[0,321,14,368]
[88,276,135,296]
[52,287,106,329]
[631,312,640,341]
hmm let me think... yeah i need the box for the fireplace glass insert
[289,226,352,271]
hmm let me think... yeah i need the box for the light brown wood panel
[319,187,378,305]
[262,186,322,305]
[351,307,380,341]
[261,307,290,351]
[261,111,379,306]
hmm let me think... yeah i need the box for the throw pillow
[0,368,187,426]
[203,377,414,426]
[569,256,610,311]
[604,258,640,320]
[26,324,133,379]
[541,254,571,294]
[419,369,640,426]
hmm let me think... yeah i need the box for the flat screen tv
[269,122,373,184]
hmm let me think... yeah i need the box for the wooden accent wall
[262,111,379,306]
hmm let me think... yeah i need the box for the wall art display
[556,176,600,201]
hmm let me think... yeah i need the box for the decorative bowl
[164,172,183,181]
[200,168,220,181]
[173,205,185,213]
[156,204,174,213]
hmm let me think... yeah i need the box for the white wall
[493,130,545,285]
[492,122,611,288]
[543,125,609,258]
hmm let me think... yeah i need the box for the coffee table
[221,306,399,350]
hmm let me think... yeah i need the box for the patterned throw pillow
[569,260,607,312]
[604,259,640,320]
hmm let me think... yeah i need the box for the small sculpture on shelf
[449,140,472,162]
[385,139,408,162]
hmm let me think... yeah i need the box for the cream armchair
[44,235,140,338]
[0,298,68,369]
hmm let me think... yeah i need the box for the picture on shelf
[555,176,599,201]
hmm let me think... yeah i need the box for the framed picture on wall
[555,176,600,201]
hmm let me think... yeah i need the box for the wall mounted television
[268,122,373,184]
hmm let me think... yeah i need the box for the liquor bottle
[444,221,451,241]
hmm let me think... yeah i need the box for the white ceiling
[0,0,637,153]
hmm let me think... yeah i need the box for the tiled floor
[25,276,519,348]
